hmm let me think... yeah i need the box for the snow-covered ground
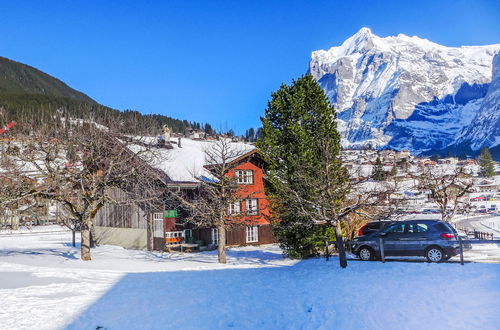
[1,230,499,330]
[481,217,500,236]
[0,224,67,235]
[454,215,500,239]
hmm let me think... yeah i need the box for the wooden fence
[457,227,495,240]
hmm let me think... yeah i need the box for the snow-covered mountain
[309,28,500,154]
[454,53,500,151]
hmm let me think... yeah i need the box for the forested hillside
[0,56,210,135]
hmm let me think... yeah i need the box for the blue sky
[1,0,499,133]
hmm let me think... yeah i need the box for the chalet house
[93,138,277,251]
[458,159,477,166]
[395,150,410,161]
[192,149,276,247]
[379,149,395,161]
[418,159,437,167]
[473,177,500,193]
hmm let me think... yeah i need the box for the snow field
[0,230,499,330]
[66,259,500,330]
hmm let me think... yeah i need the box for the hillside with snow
[309,28,500,155]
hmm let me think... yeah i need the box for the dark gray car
[351,220,470,262]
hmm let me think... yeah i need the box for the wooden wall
[193,224,276,246]
[93,188,148,229]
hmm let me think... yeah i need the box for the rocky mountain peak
[342,27,375,53]
[309,30,500,155]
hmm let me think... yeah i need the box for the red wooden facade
[194,150,277,246]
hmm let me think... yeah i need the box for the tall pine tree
[478,147,495,178]
[372,156,386,181]
[258,75,348,261]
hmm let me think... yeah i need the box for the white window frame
[211,228,219,246]
[228,201,241,215]
[246,226,259,243]
[235,170,254,184]
[246,198,258,215]
[153,212,164,238]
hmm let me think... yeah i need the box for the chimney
[163,125,171,142]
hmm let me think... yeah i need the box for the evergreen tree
[431,153,439,162]
[389,165,397,177]
[204,123,214,135]
[478,147,495,178]
[258,74,347,260]
[255,127,264,140]
[247,127,255,141]
[372,157,386,181]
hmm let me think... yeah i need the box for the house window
[235,170,254,184]
[211,228,219,246]
[246,199,258,215]
[228,201,241,215]
[246,226,259,243]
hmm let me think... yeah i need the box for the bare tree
[4,119,166,260]
[415,167,473,222]
[174,139,254,263]
[0,141,41,230]
[270,142,406,268]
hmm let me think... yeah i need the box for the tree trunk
[81,225,91,261]
[72,229,76,247]
[12,211,18,231]
[147,216,154,251]
[217,224,227,264]
[335,221,347,268]
[90,226,95,248]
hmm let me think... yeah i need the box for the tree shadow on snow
[65,260,316,330]
[0,248,79,260]
[64,256,500,330]
[142,248,286,267]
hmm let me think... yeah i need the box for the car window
[416,223,428,232]
[433,222,455,233]
[385,223,405,233]
[406,224,417,233]
[433,223,445,231]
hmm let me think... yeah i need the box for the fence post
[379,237,385,263]
[459,236,464,266]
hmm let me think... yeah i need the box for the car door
[409,223,432,255]
[396,222,425,256]
[382,223,406,256]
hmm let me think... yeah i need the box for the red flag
[0,121,16,135]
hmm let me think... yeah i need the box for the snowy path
[455,215,500,239]
[480,217,500,236]
[0,230,500,330]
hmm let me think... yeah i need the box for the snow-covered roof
[150,138,255,183]
[474,175,500,187]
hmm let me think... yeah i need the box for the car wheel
[358,247,373,261]
[426,247,444,262]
